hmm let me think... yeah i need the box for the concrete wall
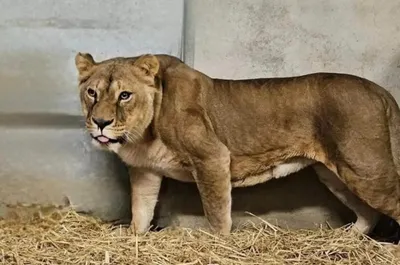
[0,0,183,221]
[189,0,400,96]
[1,0,400,231]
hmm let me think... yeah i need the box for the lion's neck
[117,135,184,175]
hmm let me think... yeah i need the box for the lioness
[74,52,400,235]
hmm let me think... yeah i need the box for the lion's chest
[118,140,194,182]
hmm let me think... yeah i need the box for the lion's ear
[133,54,159,78]
[75,52,96,79]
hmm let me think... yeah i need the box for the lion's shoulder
[164,62,200,80]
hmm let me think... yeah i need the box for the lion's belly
[231,158,315,188]
[162,168,194,183]
[163,157,315,187]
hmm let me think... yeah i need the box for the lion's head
[74,52,160,152]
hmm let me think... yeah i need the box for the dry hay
[0,211,399,265]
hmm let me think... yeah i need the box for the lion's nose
[92,117,114,130]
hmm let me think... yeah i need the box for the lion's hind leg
[313,163,380,234]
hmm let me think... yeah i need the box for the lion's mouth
[92,135,122,144]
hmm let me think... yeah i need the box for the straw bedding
[0,210,399,265]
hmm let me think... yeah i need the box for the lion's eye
[119,91,132,101]
[87,88,96,98]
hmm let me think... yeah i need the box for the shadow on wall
[157,167,355,226]
[156,167,400,244]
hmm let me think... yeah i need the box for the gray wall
[1,0,399,230]
[0,0,183,221]
[189,0,400,97]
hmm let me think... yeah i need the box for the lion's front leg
[176,114,233,234]
[193,155,233,235]
[128,167,163,234]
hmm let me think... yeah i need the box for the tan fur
[74,52,400,235]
